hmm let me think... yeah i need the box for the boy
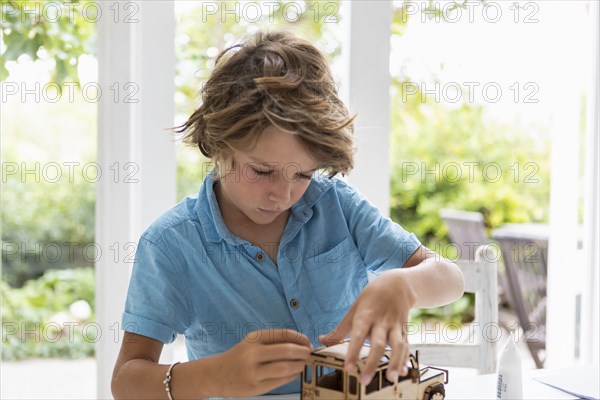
[111,30,464,399]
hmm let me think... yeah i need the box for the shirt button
[256,253,265,261]
[290,299,299,309]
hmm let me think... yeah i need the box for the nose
[268,175,292,205]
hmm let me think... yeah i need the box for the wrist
[171,356,221,400]
[193,355,223,399]
[164,362,180,400]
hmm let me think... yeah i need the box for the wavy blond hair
[175,30,356,179]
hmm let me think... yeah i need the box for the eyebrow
[248,157,318,173]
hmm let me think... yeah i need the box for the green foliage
[1,176,95,287]
[389,82,550,323]
[1,68,97,287]
[409,293,475,325]
[1,268,96,360]
[390,80,550,253]
[1,0,96,84]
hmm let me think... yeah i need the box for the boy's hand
[209,328,313,398]
[318,271,417,386]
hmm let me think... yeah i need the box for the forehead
[237,126,318,170]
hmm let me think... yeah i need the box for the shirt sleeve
[121,236,190,344]
[337,179,422,276]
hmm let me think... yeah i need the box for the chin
[255,208,283,222]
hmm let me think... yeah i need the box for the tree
[1,0,96,83]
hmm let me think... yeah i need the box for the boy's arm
[319,245,464,386]
[393,245,465,308]
[112,330,313,399]
[111,332,219,400]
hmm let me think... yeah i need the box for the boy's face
[217,125,318,227]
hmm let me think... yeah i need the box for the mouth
[259,208,282,215]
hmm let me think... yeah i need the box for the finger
[399,340,410,377]
[256,343,313,363]
[257,372,305,395]
[386,326,405,381]
[319,307,354,346]
[397,324,410,376]
[344,315,370,372]
[256,360,307,381]
[251,329,312,349]
[360,325,387,385]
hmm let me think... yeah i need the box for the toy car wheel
[424,383,445,400]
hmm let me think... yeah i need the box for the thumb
[254,328,312,349]
[319,309,353,346]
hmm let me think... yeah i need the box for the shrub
[390,83,550,323]
[1,177,95,288]
[390,83,550,254]
[1,268,96,360]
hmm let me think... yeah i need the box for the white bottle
[496,331,523,399]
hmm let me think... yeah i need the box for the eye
[297,174,312,180]
[251,168,272,176]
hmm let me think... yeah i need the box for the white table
[243,367,592,400]
[446,373,577,400]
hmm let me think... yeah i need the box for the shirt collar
[195,169,334,244]
[289,173,334,222]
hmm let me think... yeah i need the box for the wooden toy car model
[301,339,448,399]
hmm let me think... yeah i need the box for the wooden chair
[410,245,499,374]
[491,224,548,369]
[440,208,514,312]
[439,209,489,261]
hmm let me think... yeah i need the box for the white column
[129,0,177,239]
[96,5,134,397]
[96,1,175,398]
[340,0,393,216]
[131,0,177,365]
[581,0,599,366]
[545,3,583,368]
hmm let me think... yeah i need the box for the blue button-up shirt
[122,170,421,395]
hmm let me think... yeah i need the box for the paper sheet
[534,365,600,400]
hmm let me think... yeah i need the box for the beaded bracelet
[163,361,181,400]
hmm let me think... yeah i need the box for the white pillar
[545,3,583,368]
[96,1,175,398]
[130,1,177,242]
[340,0,393,216]
[581,0,600,366]
[96,5,134,397]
